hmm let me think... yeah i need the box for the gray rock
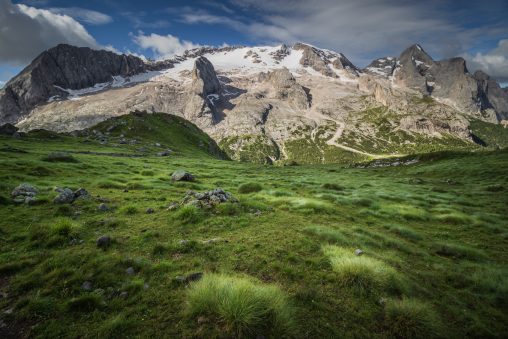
[185,272,203,282]
[82,281,93,291]
[11,183,38,199]
[146,207,155,214]
[126,267,135,275]
[74,188,89,199]
[119,291,128,298]
[181,188,236,209]
[354,249,364,256]
[171,170,195,181]
[98,203,109,212]
[96,235,111,249]
[157,150,172,157]
[0,123,18,136]
[53,188,75,204]
[154,143,161,147]
[167,202,179,211]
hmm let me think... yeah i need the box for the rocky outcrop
[363,57,397,77]
[0,44,147,125]
[474,71,508,120]
[184,57,222,127]
[264,68,310,109]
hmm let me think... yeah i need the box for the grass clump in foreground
[186,274,295,337]
[323,245,405,294]
[238,182,263,194]
[384,298,441,338]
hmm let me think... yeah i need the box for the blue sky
[1,0,507,86]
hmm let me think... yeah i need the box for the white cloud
[49,7,113,25]
[0,0,100,65]
[131,31,200,60]
[463,39,508,83]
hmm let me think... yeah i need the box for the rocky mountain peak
[191,57,221,97]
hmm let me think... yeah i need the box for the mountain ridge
[1,41,507,163]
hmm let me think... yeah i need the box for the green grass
[323,245,406,294]
[0,113,506,337]
[384,298,441,338]
[238,182,263,194]
[186,274,295,337]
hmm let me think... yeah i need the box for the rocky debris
[53,187,90,204]
[354,249,364,256]
[175,272,204,284]
[53,188,76,204]
[181,188,237,209]
[126,267,135,275]
[265,68,310,109]
[154,142,161,147]
[146,207,155,214]
[96,235,111,249]
[269,44,291,61]
[119,291,129,298]
[0,123,18,136]
[98,203,109,212]
[167,202,179,211]
[11,183,38,204]
[82,281,93,291]
[171,170,195,182]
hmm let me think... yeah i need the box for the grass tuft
[323,245,405,294]
[238,182,263,194]
[432,242,486,261]
[384,298,441,338]
[186,273,295,337]
[172,204,204,224]
[42,152,79,163]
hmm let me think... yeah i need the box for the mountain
[1,42,507,163]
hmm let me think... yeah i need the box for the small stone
[25,196,38,205]
[154,143,161,147]
[96,235,111,249]
[0,291,8,299]
[82,281,93,291]
[98,203,109,212]
[94,288,105,295]
[378,297,387,306]
[174,276,186,283]
[119,291,128,298]
[186,272,203,282]
[354,249,364,256]
[179,239,189,245]
[144,283,149,290]
[123,189,129,193]
[197,316,207,324]
[3,308,13,315]
[146,207,155,214]
[167,202,179,211]
[126,267,135,275]
[74,188,89,199]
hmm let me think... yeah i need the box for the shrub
[173,204,204,224]
[322,245,405,294]
[321,183,345,191]
[42,152,79,163]
[238,182,263,194]
[384,299,441,338]
[186,274,295,337]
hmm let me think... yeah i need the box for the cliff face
[0,44,147,124]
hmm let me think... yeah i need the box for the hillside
[0,122,507,337]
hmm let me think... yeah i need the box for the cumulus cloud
[131,31,200,60]
[0,0,100,65]
[463,39,508,83]
[49,7,113,25]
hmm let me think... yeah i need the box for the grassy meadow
[0,113,507,338]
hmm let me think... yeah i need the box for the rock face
[474,71,508,120]
[0,44,147,125]
[184,57,222,127]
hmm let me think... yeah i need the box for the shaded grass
[384,298,441,338]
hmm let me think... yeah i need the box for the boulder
[11,183,38,204]
[171,170,195,182]
[0,123,18,136]
[181,188,237,209]
[53,188,75,204]
[96,235,111,249]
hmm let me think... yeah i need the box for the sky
[0,0,507,87]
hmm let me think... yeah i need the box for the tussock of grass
[380,204,429,220]
[42,152,79,163]
[384,299,441,338]
[432,242,486,261]
[386,225,423,242]
[434,211,473,224]
[186,274,295,337]
[238,182,263,194]
[172,204,204,224]
[321,183,345,191]
[289,198,335,214]
[120,205,138,215]
[323,245,405,294]
[470,267,508,306]
[96,180,124,189]
[304,226,349,245]
[66,294,102,312]
[50,218,77,237]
